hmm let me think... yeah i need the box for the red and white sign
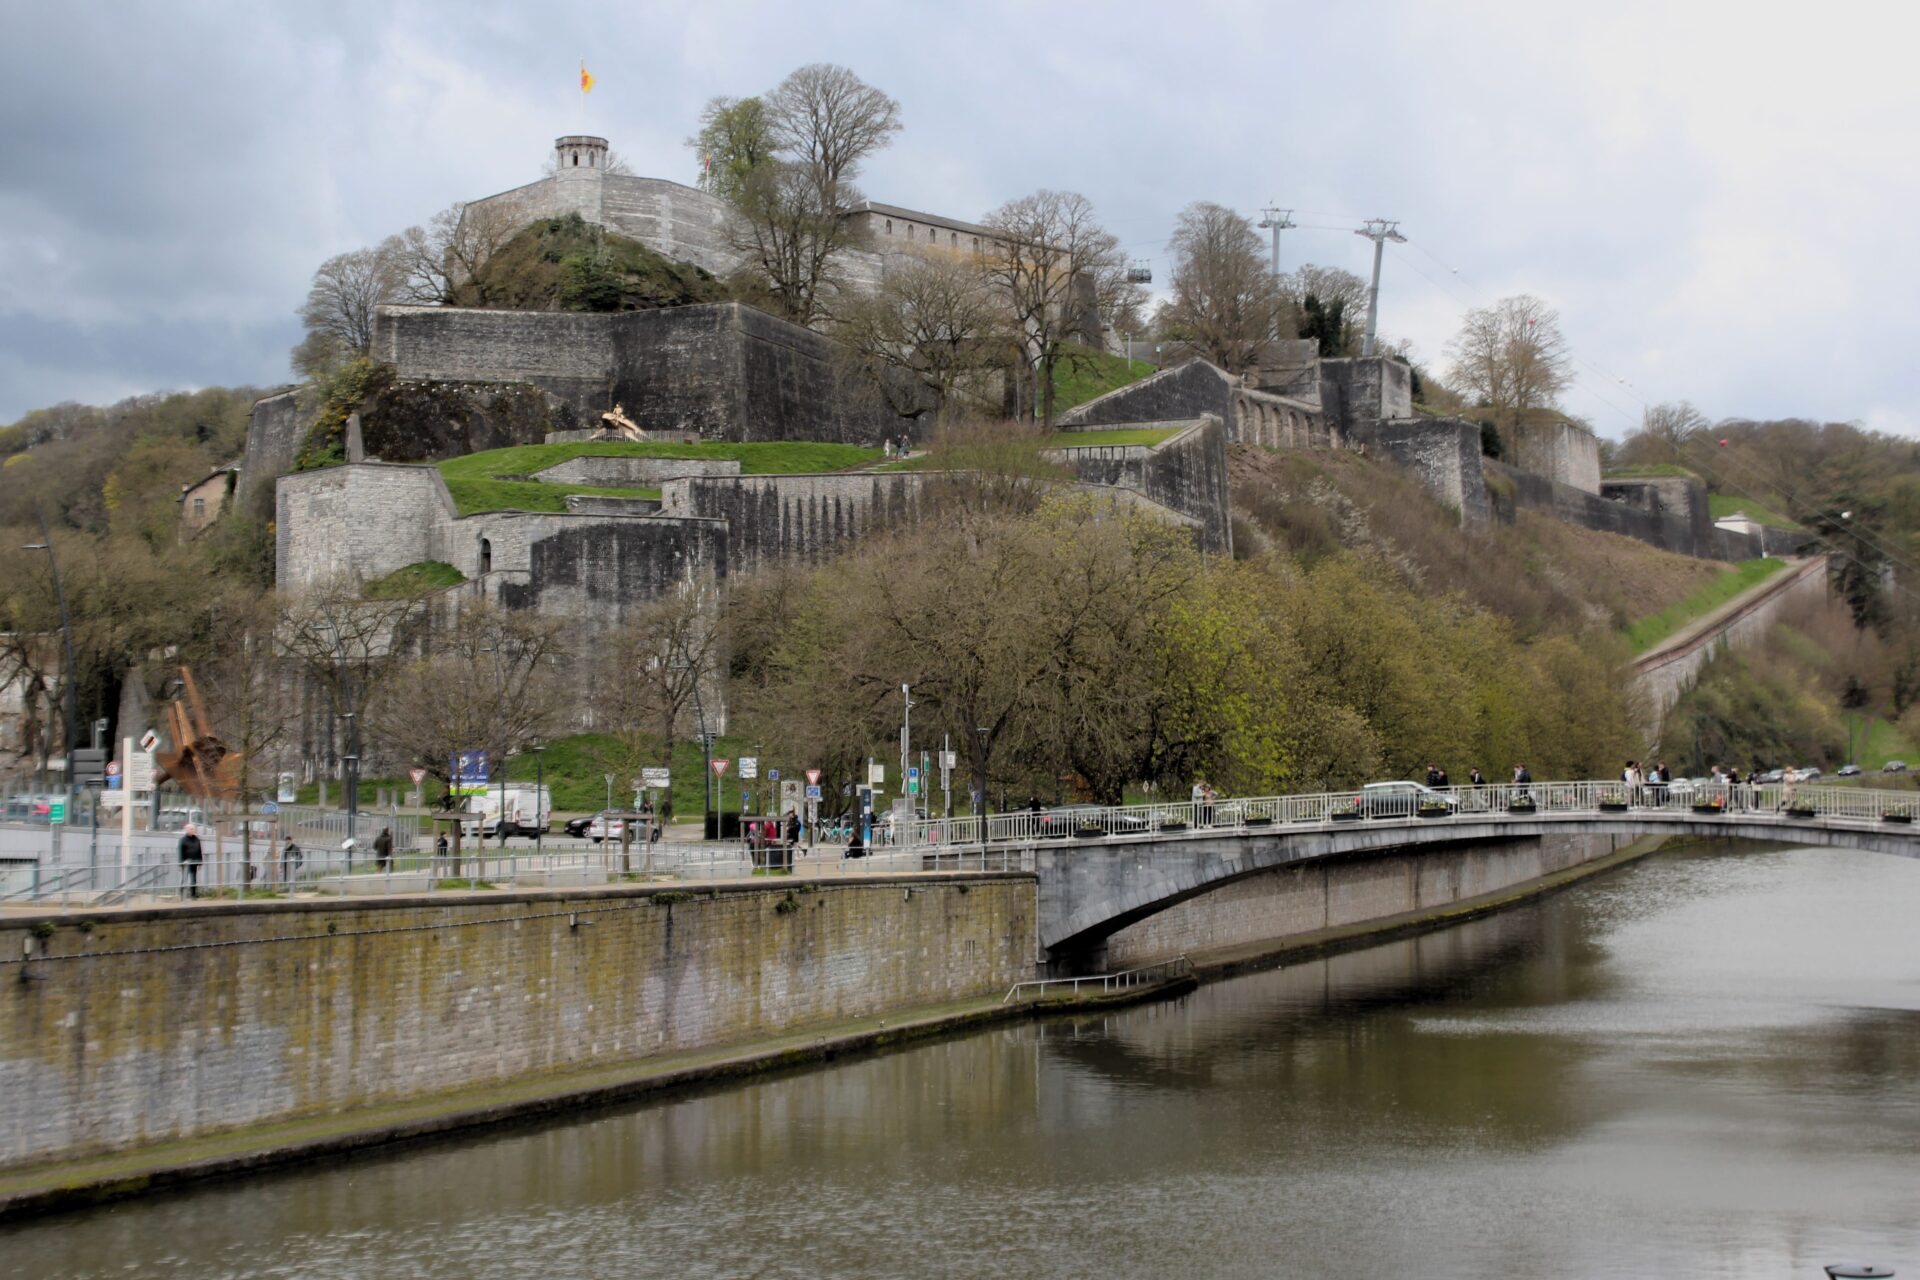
[106,761,120,777]
[139,729,159,752]
[805,769,821,785]
[711,758,731,777]
[409,767,428,785]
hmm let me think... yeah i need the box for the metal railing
[887,779,1920,851]
[1005,954,1195,1004]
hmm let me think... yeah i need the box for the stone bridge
[935,784,1920,967]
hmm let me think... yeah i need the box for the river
[9,841,1920,1278]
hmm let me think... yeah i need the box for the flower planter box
[1785,808,1817,820]
[1331,811,1363,823]
[1506,803,1537,814]
[1882,813,1913,825]
[1244,816,1274,828]
[1157,821,1189,833]
[1074,826,1109,840]
[1691,804,1726,815]
[1599,802,1630,813]
[1417,809,1451,819]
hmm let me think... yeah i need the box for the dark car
[1837,764,1863,778]
[1034,804,1152,837]
[563,814,598,839]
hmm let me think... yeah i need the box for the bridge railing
[883,779,1918,851]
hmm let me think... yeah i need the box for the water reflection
[9,842,1919,1278]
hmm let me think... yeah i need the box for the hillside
[1228,444,1724,642]
[452,213,734,313]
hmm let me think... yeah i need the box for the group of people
[1424,765,1517,788]
[1621,760,1676,805]
[744,810,807,868]
[879,433,915,461]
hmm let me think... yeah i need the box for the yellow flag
[580,62,594,94]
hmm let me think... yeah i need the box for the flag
[580,62,595,94]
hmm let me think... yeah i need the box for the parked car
[585,814,626,843]
[1837,764,1863,778]
[1755,768,1785,784]
[1360,781,1459,818]
[1797,766,1823,781]
[1883,761,1908,774]
[563,813,599,839]
[1035,804,1151,837]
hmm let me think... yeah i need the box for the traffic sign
[47,799,66,825]
[262,802,280,816]
[805,785,822,800]
[139,729,159,752]
[641,767,671,788]
[908,780,920,796]
[940,751,956,769]
[409,767,428,785]
[106,761,120,777]
[711,758,731,777]
[767,768,780,781]
[126,751,155,792]
[739,756,758,779]
[907,766,920,782]
[277,772,296,803]
[805,769,821,785]
[868,763,885,785]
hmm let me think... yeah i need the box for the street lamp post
[975,725,990,844]
[340,752,359,870]
[532,743,545,857]
[340,710,358,855]
[479,644,507,851]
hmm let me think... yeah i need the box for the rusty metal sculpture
[152,666,242,800]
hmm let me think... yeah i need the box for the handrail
[1005,954,1194,1004]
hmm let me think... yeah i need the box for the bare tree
[587,578,724,811]
[277,578,425,774]
[1443,294,1574,430]
[833,254,1009,420]
[980,190,1124,426]
[389,202,517,305]
[364,600,571,794]
[763,64,902,193]
[197,590,295,872]
[1640,401,1710,465]
[728,159,855,327]
[1159,202,1281,373]
[298,245,405,356]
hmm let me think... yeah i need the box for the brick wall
[0,877,1038,1170]
[1102,833,1623,967]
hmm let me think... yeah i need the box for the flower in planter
[1599,790,1628,805]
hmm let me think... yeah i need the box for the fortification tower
[554,135,609,171]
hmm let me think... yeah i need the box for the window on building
[951,231,958,246]
[480,538,493,575]
[907,225,915,240]
[885,219,893,234]
[192,497,205,517]
[972,237,981,254]
[571,152,579,166]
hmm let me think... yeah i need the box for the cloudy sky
[2,0,1914,435]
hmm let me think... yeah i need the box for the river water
[10,842,1920,1278]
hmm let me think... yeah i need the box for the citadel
[262,137,1795,631]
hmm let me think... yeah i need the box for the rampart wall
[1045,417,1233,553]
[1509,419,1602,494]
[533,455,740,486]
[661,472,938,575]
[236,388,307,512]
[0,878,1036,1171]
[1351,418,1490,521]
[1059,358,1333,450]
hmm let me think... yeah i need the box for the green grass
[1043,428,1180,449]
[364,560,466,598]
[1605,464,1702,480]
[1623,558,1789,652]
[1707,492,1801,530]
[436,441,882,516]
[1050,346,1155,413]
[1856,716,1917,771]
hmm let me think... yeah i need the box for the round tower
[554,135,609,171]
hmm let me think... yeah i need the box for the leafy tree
[688,96,774,202]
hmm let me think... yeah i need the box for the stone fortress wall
[1510,418,1602,493]
[372,302,887,444]
[1040,416,1233,554]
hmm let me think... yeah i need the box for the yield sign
[409,767,428,784]
[805,768,822,785]
[711,758,731,777]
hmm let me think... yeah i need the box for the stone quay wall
[1103,832,1625,968]
[0,877,1038,1172]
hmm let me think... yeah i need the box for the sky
[2,0,1916,436]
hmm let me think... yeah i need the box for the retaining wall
[1060,358,1333,451]
[1352,417,1491,521]
[1046,417,1233,553]
[0,877,1037,1172]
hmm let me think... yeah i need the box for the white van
[460,786,552,838]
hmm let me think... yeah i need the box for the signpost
[408,766,427,807]
[277,772,297,804]
[451,751,489,797]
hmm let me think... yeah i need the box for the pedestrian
[1436,766,1450,790]
[282,836,304,880]
[1650,761,1669,807]
[1201,780,1218,826]
[1469,767,1486,787]
[1425,763,1442,788]
[1623,760,1642,806]
[178,822,203,899]
[846,821,867,859]
[374,826,394,872]
[434,829,449,861]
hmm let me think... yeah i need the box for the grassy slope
[1622,558,1789,653]
[364,561,465,598]
[450,213,732,312]
[1707,492,1801,529]
[436,441,881,516]
[1044,428,1179,448]
[1051,346,1155,413]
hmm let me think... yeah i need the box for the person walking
[282,836,304,881]
[374,826,394,872]
[434,830,449,864]
[1469,767,1486,787]
[178,823,203,899]
[784,807,801,861]
[1650,761,1669,808]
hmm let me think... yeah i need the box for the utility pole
[900,684,912,809]
[1354,218,1406,357]
[1256,205,1295,280]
